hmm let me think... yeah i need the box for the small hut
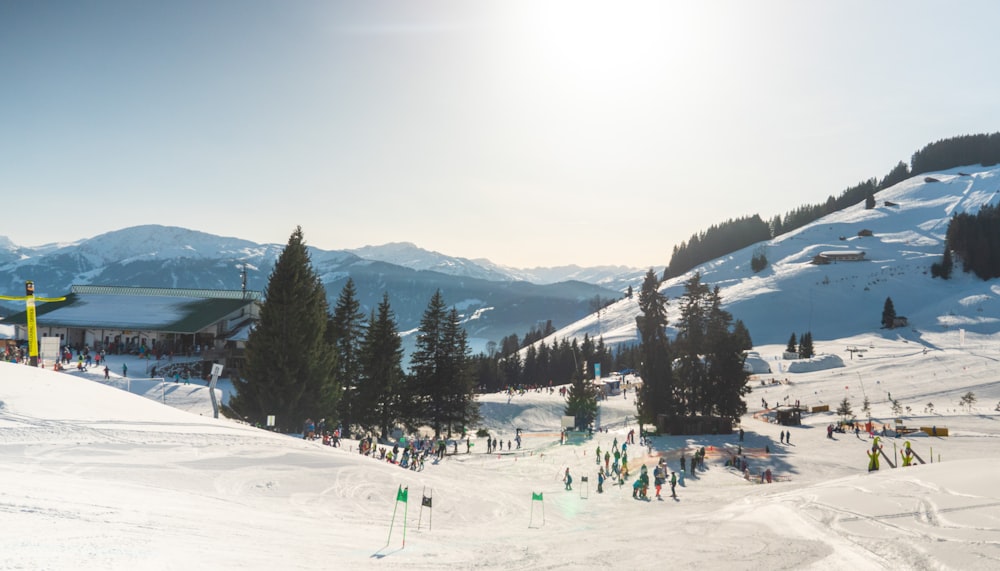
[774,406,802,426]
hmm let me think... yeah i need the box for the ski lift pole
[0,281,66,367]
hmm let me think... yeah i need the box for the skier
[596,446,602,465]
[604,451,611,472]
[653,463,666,499]
[670,471,678,498]
[597,468,605,493]
[564,468,573,491]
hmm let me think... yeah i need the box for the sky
[3,1,1000,268]
[2,334,999,569]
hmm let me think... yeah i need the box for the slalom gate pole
[418,486,425,531]
[402,491,409,548]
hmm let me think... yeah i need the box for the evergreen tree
[441,307,478,435]
[786,333,797,354]
[671,273,751,424]
[732,319,753,351]
[357,293,405,440]
[635,269,672,427]
[499,351,522,389]
[865,188,876,209]
[408,290,448,435]
[328,278,366,437]
[836,397,853,422]
[673,273,711,415]
[931,246,954,279]
[564,370,600,430]
[750,247,768,273]
[408,291,478,437]
[702,286,751,420]
[798,332,814,359]
[882,297,897,329]
[231,226,338,433]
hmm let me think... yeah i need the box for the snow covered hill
[2,331,999,569]
[544,165,1000,350]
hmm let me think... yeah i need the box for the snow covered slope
[546,166,1000,349]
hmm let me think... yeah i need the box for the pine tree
[670,273,751,425]
[732,319,753,351]
[408,291,477,437]
[441,307,478,436]
[564,370,600,430]
[703,286,750,420]
[882,297,897,329]
[357,293,404,440]
[798,332,814,358]
[931,246,953,279]
[329,278,366,438]
[635,269,672,427]
[786,333,797,354]
[408,290,448,435]
[837,397,853,422]
[674,273,711,416]
[231,226,338,433]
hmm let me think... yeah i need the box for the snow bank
[785,353,845,373]
[744,352,772,374]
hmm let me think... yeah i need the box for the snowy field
[2,333,1000,570]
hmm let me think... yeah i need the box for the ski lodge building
[812,250,867,264]
[4,285,260,373]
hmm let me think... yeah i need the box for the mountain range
[0,227,637,353]
[4,164,999,358]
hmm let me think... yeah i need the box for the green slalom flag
[532,492,543,501]
[397,486,408,503]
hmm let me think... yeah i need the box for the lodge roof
[3,285,260,334]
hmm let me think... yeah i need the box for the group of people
[631,460,678,500]
[486,434,519,453]
[587,437,683,501]
[355,434,437,472]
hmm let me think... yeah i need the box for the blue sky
[2,1,999,268]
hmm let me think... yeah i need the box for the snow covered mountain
[346,242,515,282]
[0,225,621,352]
[348,241,644,290]
[541,165,1000,350]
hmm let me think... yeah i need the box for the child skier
[564,468,573,491]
